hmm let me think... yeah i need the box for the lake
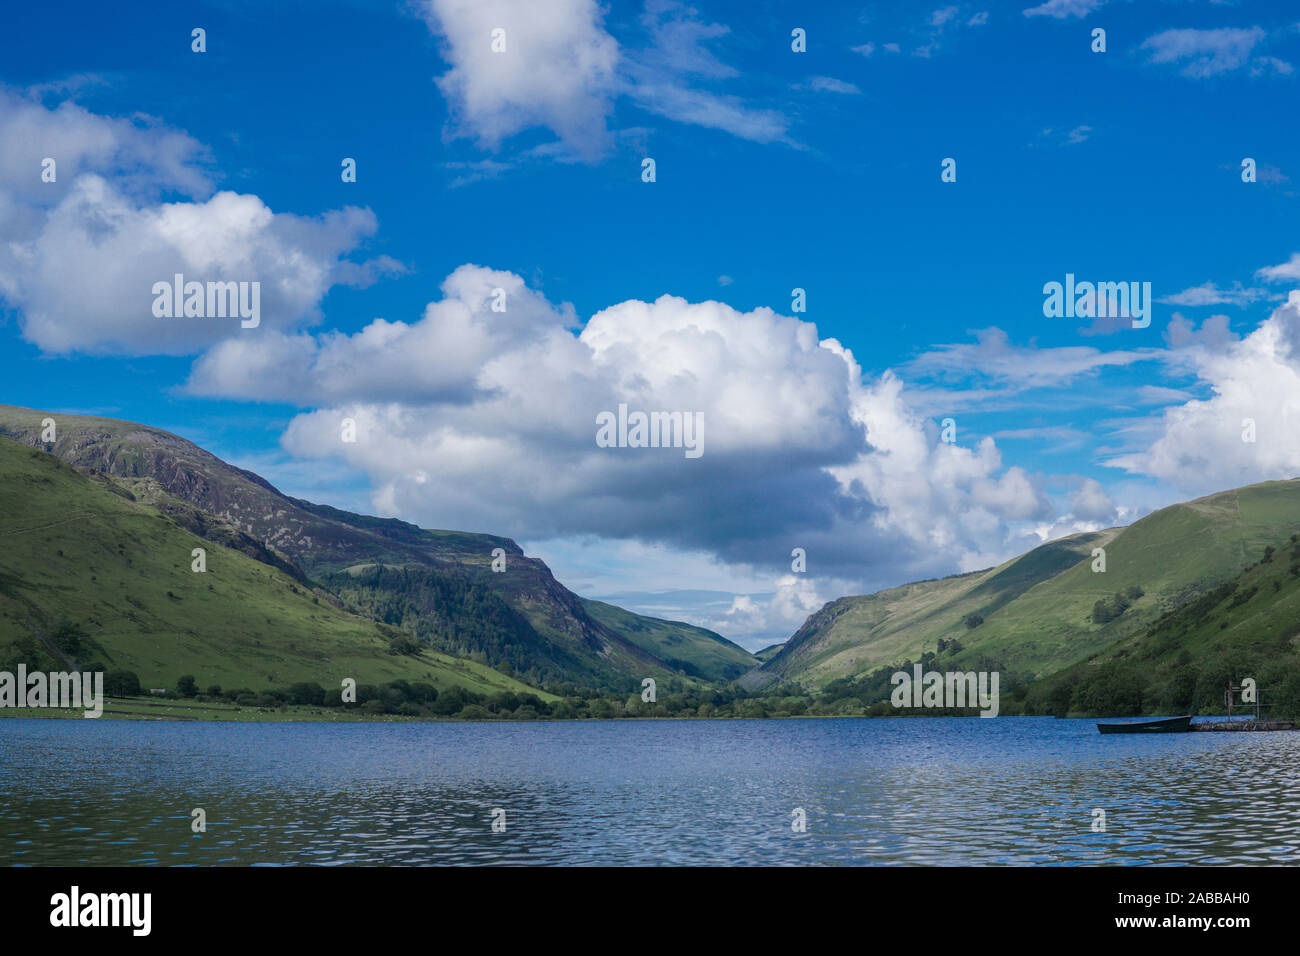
[2,716,1298,865]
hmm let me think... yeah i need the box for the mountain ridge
[0,404,756,691]
[759,479,1300,688]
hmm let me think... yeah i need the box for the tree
[287,682,326,706]
[51,620,86,657]
[1045,680,1074,718]
[104,670,141,698]
[175,675,198,698]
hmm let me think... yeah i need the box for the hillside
[0,437,548,699]
[579,598,755,682]
[761,480,1300,688]
[1025,533,1300,719]
[0,404,749,692]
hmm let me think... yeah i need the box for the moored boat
[1097,715,1192,734]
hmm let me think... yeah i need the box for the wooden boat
[1097,715,1192,734]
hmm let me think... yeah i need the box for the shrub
[104,670,141,698]
[287,682,326,707]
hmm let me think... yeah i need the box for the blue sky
[2,0,1299,648]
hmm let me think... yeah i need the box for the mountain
[0,436,547,698]
[0,404,756,691]
[759,479,1300,688]
[1024,532,1300,719]
[579,598,755,682]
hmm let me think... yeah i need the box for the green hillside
[762,480,1300,688]
[1025,533,1300,718]
[0,404,692,692]
[579,598,756,682]
[0,437,550,699]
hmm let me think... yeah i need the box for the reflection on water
[2,717,1299,865]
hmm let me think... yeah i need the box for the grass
[0,437,553,700]
[580,598,755,682]
[766,479,1300,687]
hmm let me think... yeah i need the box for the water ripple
[2,717,1299,865]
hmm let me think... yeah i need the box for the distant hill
[754,643,784,663]
[0,437,547,698]
[0,405,756,693]
[580,598,755,682]
[759,480,1300,688]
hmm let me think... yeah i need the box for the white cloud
[1069,478,1116,523]
[1113,291,1300,494]
[1160,281,1266,308]
[188,265,567,403]
[827,371,1056,573]
[931,7,960,28]
[906,327,1149,391]
[0,89,398,356]
[1141,27,1280,79]
[1258,253,1300,283]
[1023,0,1105,19]
[1039,125,1091,146]
[195,265,1072,586]
[421,0,789,161]
[795,76,862,95]
[422,0,620,161]
[701,575,829,642]
[0,87,211,203]
[1163,312,1238,350]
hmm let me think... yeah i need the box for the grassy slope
[761,531,1113,686]
[0,404,674,690]
[0,438,552,699]
[1027,532,1300,717]
[579,598,756,682]
[764,480,1300,688]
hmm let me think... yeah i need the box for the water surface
[2,716,1297,865]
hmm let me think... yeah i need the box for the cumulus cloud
[1114,291,1300,494]
[0,86,212,203]
[193,265,1069,585]
[0,89,399,355]
[422,0,620,160]
[1069,478,1116,523]
[1163,312,1238,351]
[702,575,830,642]
[828,372,1055,572]
[421,0,788,161]
[188,265,568,403]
